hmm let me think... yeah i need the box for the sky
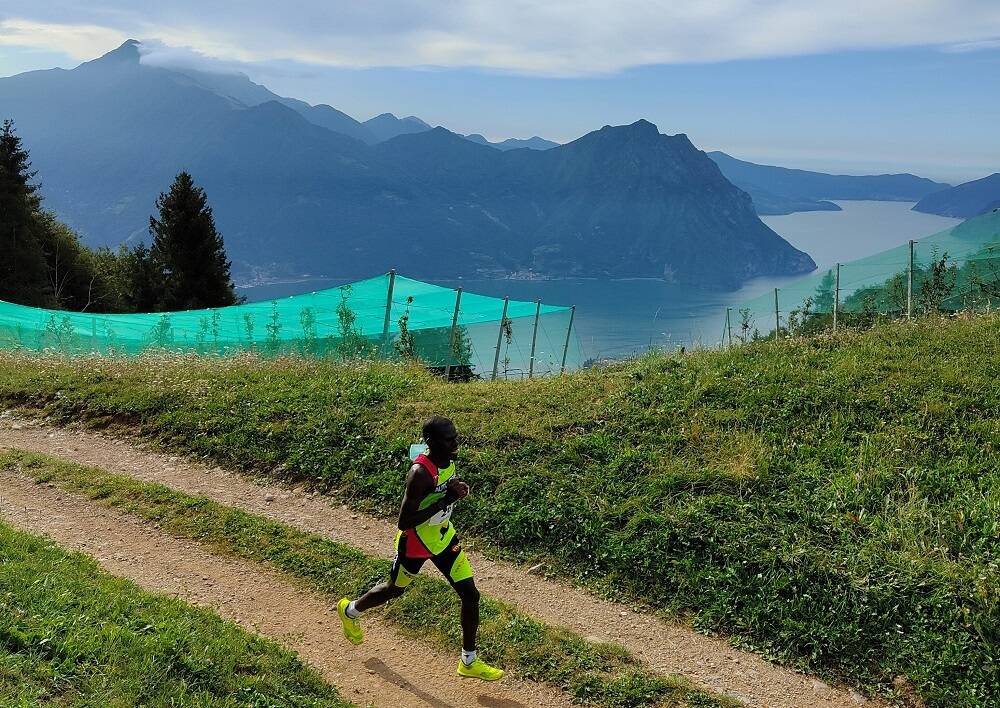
[1,2,999,184]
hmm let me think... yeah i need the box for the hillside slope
[1,314,997,706]
[912,173,1000,217]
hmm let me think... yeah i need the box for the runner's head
[423,416,459,462]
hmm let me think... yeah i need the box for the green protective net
[0,273,579,376]
[733,209,1000,340]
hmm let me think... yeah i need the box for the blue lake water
[237,201,961,362]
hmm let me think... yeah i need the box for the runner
[337,415,504,681]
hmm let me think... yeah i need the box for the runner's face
[429,424,459,462]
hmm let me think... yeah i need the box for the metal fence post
[491,297,509,380]
[725,307,733,347]
[444,287,463,381]
[560,305,576,374]
[833,263,840,332]
[907,240,914,319]
[528,300,541,378]
[381,269,396,355]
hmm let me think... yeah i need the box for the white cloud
[2,1,1000,75]
[944,37,1000,53]
[0,18,126,60]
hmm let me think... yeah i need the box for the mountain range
[707,152,951,215]
[0,40,822,288]
[464,134,561,151]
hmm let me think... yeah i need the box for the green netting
[735,209,1000,339]
[0,272,579,376]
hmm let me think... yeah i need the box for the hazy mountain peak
[587,119,664,147]
[631,118,658,130]
[370,112,429,126]
[91,39,142,65]
[363,112,434,142]
[426,126,460,139]
[613,118,659,135]
[463,134,560,151]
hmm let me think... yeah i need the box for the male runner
[337,415,504,681]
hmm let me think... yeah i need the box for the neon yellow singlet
[409,452,457,556]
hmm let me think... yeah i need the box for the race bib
[428,503,454,525]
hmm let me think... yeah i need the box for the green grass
[1,449,728,708]
[0,519,350,707]
[1,314,998,705]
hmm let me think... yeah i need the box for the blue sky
[2,2,999,184]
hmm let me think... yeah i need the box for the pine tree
[148,172,237,311]
[127,243,161,313]
[0,119,51,306]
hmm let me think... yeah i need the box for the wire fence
[728,209,1000,343]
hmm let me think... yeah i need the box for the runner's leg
[455,579,480,652]
[430,536,477,651]
[355,532,425,611]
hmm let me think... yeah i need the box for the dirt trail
[1,419,872,707]
[0,470,568,708]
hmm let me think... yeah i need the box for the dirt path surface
[0,470,568,708]
[1,419,873,707]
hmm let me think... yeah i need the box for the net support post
[560,305,576,375]
[491,297,510,381]
[774,288,780,339]
[833,264,840,333]
[907,240,914,320]
[528,300,541,378]
[381,269,396,355]
[725,307,733,347]
[444,287,463,381]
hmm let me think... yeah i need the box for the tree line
[1,120,238,313]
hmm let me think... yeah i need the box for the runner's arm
[397,463,458,530]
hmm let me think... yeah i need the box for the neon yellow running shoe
[336,598,363,645]
[457,658,504,681]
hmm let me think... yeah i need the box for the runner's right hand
[448,479,471,499]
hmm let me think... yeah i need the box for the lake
[237,201,961,363]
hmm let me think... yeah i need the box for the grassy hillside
[1,314,998,705]
[0,521,349,707]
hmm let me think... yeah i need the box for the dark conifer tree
[0,119,51,306]
[148,172,237,310]
[127,243,160,313]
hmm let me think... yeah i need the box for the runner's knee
[455,579,479,605]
